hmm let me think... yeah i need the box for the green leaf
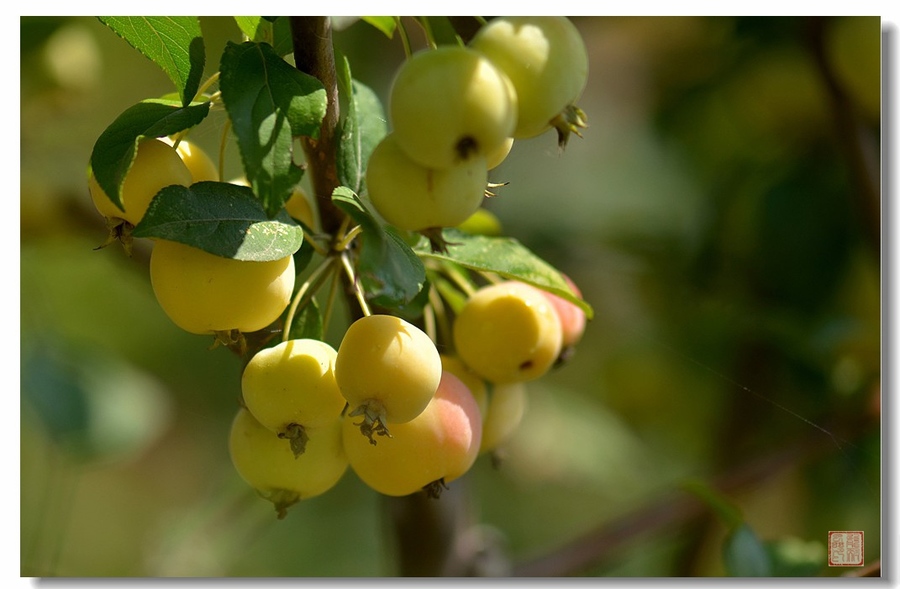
[723,523,773,577]
[335,53,388,194]
[233,16,293,56]
[219,41,327,217]
[416,16,464,46]
[417,229,594,319]
[132,181,303,261]
[361,16,397,38]
[332,187,426,308]
[89,99,211,210]
[98,17,205,107]
[286,299,324,342]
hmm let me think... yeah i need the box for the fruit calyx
[424,478,449,499]
[278,422,310,458]
[551,104,588,149]
[349,400,393,445]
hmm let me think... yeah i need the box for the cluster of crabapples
[366,15,588,245]
[87,16,590,518]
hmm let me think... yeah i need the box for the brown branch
[290,16,345,236]
[804,17,881,259]
[512,434,834,576]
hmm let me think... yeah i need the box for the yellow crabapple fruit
[389,46,517,170]
[457,207,503,236]
[342,371,482,497]
[480,381,528,453]
[539,275,587,349]
[149,239,295,335]
[485,137,514,171]
[440,354,489,416]
[241,339,347,455]
[162,137,218,182]
[89,137,192,225]
[453,281,563,384]
[470,16,588,140]
[334,314,442,443]
[229,407,347,518]
[366,133,488,232]
[284,187,317,229]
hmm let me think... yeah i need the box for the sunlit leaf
[417,229,594,319]
[219,41,327,216]
[98,16,204,106]
[361,16,397,38]
[132,181,303,261]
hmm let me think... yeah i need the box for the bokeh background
[20,16,882,577]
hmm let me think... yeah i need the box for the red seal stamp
[828,531,864,567]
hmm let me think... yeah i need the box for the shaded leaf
[98,16,204,106]
[332,187,426,307]
[416,16,464,46]
[286,299,324,342]
[418,229,594,319]
[89,99,211,210]
[335,53,388,194]
[233,16,293,56]
[132,181,303,261]
[219,41,327,217]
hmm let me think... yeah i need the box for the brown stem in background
[805,16,881,259]
[511,431,851,576]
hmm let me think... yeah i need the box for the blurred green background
[20,16,881,577]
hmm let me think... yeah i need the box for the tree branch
[290,16,345,236]
[804,17,881,259]
[512,433,841,576]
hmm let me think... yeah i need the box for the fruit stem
[394,17,413,59]
[194,72,220,102]
[334,224,362,252]
[321,263,342,336]
[440,261,477,297]
[418,17,438,49]
[282,255,338,342]
[340,251,372,317]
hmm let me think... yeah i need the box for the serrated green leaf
[233,16,293,56]
[219,41,327,217]
[98,17,204,107]
[132,181,303,261]
[417,229,594,319]
[361,16,397,38]
[89,99,211,210]
[332,187,426,307]
[335,53,388,194]
[723,524,773,577]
